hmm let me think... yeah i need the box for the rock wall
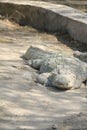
[0,1,87,44]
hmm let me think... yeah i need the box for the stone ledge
[0,0,87,44]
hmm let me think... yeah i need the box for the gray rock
[24,47,87,90]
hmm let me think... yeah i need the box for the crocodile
[74,51,87,63]
[24,46,87,90]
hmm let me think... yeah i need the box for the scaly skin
[74,51,87,63]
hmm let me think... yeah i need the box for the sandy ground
[0,19,87,130]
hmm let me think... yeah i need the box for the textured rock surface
[24,47,87,89]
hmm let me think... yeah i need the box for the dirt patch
[47,112,87,130]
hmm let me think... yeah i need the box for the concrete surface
[0,0,87,44]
